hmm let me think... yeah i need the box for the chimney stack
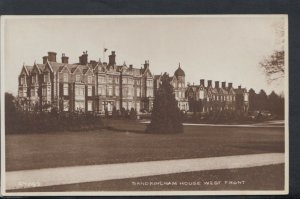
[222,81,226,89]
[208,80,212,87]
[228,83,233,89]
[108,51,116,66]
[43,56,48,64]
[129,64,133,69]
[79,51,88,65]
[215,81,219,89]
[200,79,205,86]
[61,53,69,64]
[238,85,241,89]
[144,60,149,69]
[48,52,57,62]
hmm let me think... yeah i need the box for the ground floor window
[88,101,93,111]
[63,100,69,111]
[75,101,85,111]
[136,102,140,112]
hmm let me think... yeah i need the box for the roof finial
[179,62,181,67]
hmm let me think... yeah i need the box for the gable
[44,62,53,73]
[20,66,28,76]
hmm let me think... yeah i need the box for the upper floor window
[75,75,81,82]
[136,88,140,97]
[88,101,93,111]
[123,77,128,84]
[87,76,92,84]
[44,73,49,83]
[147,79,153,87]
[87,86,92,96]
[20,76,25,85]
[136,80,141,85]
[115,86,119,96]
[42,87,47,97]
[147,89,153,97]
[98,76,105,84]
[63,73,68,82]
[98,86,106,96]
[115,77,119,84]
[63,84,69,96]
[75,87,85,96]
[108,76,113,83]
[108,87,113,96]
[32,75,36,84]
[31,88,35,97]
[199,90,204,99]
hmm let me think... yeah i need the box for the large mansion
[17,51,248,113]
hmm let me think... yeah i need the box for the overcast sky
[3,15,286,95]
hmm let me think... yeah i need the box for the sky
[3,15,287,95]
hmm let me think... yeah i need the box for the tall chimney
[48,52,57,62]
[228,83,233,89]
[43,56,48,64]
[208,80,212,87]
[215,81,219,89]
[200,79,205,86]
[61,53,69,64]
[143,60,149,69]
[222,81,226,89]
[109,51,116,66]
[79,51,88,65]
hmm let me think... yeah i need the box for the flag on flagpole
[104,48,108,52]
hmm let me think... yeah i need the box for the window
[31,89,35,97]
[98,76,105,83]
[136,88,140,97]
[115,86,119,96]
[75,75,81,82]
[108,87,113,96]
[44,73,49,82]
[115,77,119,84]
[23,89,27,97]
[128,87,132,96]
[20,76,25,85]
[147,79,152,87]
[136,102,140,112]
[244,94,249,101]
[47,87,51,96]
[98,86,106,96]
[63,73,68,82]
[32,75,36,84]
[18,90,23,97]
[147,89,153,97]
[63,100,69,111]
[199,90,204,99]
[87,86,92,96]
[233,96,235,101]
[122,87,128,97]
[63,84,69,95]
[108,76,113,83]
[87,76,92,84]
[136,80,140,85]
[88,101,93,111]
[75,101,85,111]
[123,77,127,84]
[42,88,47,97]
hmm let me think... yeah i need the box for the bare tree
[259,50,284,83]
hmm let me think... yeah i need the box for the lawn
[6,120,285,171]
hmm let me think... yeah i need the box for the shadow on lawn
[230,141,284,153]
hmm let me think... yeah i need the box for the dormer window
[20,76,25,85]
[63,73,68,82]
[87,76,92,84]
[44,73,49,83]
[75,75,80,82]
[32,75,36,84]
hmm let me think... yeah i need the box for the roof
[174,65,185,77]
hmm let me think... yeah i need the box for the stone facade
[17,50,248,114]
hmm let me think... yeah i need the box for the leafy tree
[129,108,137,120]
[146,73,183,134]
[112,106,118,119]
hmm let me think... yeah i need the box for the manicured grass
[6,120,284,171]
[11,164,284,192]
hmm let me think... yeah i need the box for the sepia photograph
[1,15,288,196]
